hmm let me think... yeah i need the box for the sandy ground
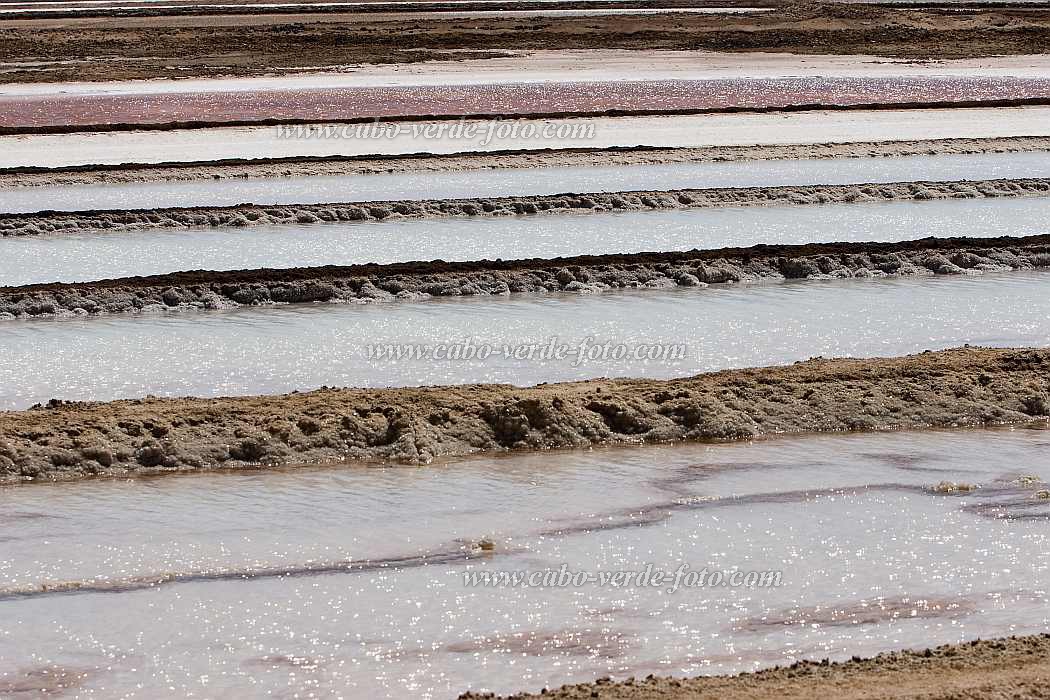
[2,2,1050,82]
[458,634,1050,700]
[4,177,1045,235]
[4,136,1046,186]
[5,107,1050,168]
[5,50,1050,96]
[3,234,1048,318]
[1,346,1048,482]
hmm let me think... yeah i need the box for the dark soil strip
[3,235,1050,319]
[4,177,1048,235]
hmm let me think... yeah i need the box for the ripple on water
[5,270,1050,409]
[0,429,1048,697]
[3,151,1049,215]
[4,194,1050,285]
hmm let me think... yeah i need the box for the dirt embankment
[4,178,1048,236]
[5,137,1048,187]
[3,3,1050,83]
[2,347,1049,484]
[0,0,770,21]
[4,236,1050,319]
[459,634,1050,700]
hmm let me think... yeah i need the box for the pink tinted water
[5,76,1050,128]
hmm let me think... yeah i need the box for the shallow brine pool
[5,107,1050,168]
[2,151,1048,214]
[2,271,1050,409]
[1,75,1043,129]
[1,427,1048,698]
[3,196,1049,286]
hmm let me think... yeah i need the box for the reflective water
[4,197,1049,286]
[5,107,1049,168]
[4,75,1045,129]
[1,428,1048,698]
[2,272,1050,409]
[3,151,1048,214]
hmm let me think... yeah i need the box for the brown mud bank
[0,0,769,21]
[3,3,1050,83]
[4,236,1050,319]
[1,347,1048,484]
[4,177,1048,235]
[3,137,1049,188]
[460,633,1050,700]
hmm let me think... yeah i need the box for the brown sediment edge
[0,0,771,22]
[4,98,1050,137]
[1,346,1048,484]
[4,177,1049,235]
[459,633,1050,700]
[4,235,1050,319]
[845,1,1049,8]
[4,137,1049,187]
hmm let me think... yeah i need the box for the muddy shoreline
[3,236,1050,319]
[7,98,1050,136]
[0,0,771,21]
[3,3,1050,83]
[4,177,1048,235]
[460,633,1050,700]
[1,347,1047,483]
[3,137,1047,187]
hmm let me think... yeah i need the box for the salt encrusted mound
[1,347,1047,483]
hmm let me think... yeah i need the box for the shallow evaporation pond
[4,107,1050,168]
[2,151,1049,214]
[0,428,1048,698]
[3,271,1050,408]
[4,197,1050,285]
[5,75,1047,130]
